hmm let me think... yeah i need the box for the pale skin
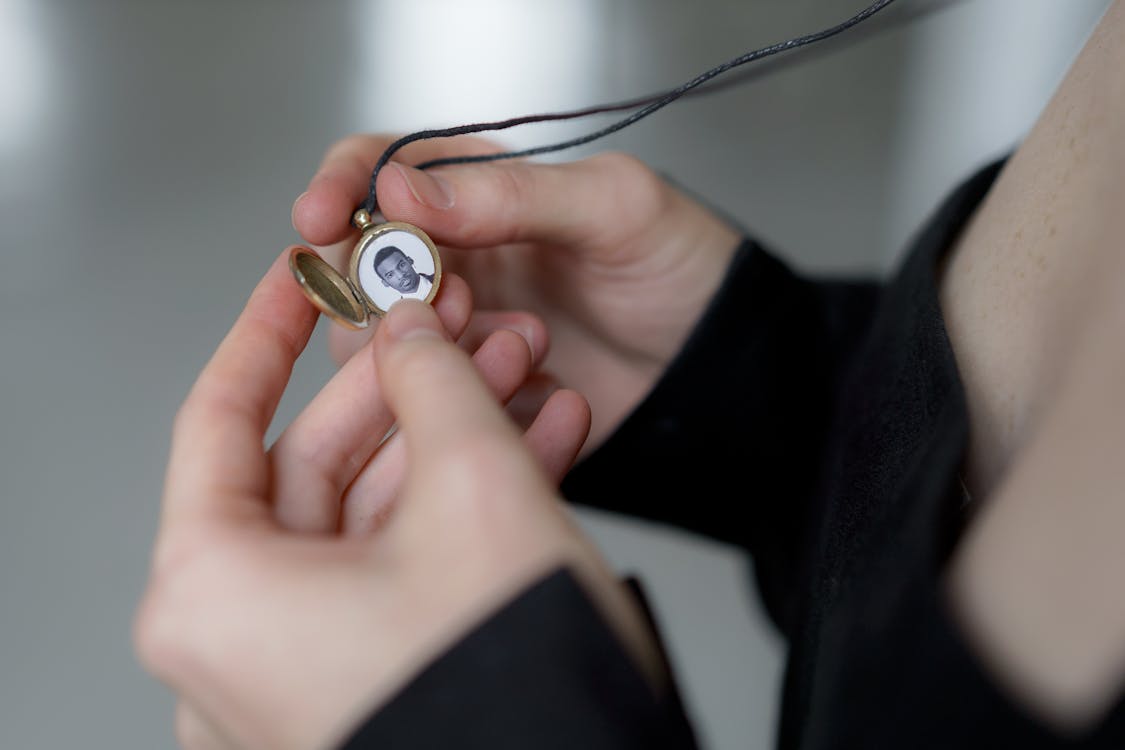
[297,148,741,449]
[136,3,1125,747]
[136,271,666,750]
[942,0,1125,731]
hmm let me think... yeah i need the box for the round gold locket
[289,210,443,330]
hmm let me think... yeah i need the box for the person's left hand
[134,251,665,749]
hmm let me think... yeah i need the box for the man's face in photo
[375,249,420,293]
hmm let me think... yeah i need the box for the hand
[134,253,664,749]
[292,135,741,448]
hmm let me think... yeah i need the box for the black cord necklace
[358,0,907,219]
[291,0,922,329]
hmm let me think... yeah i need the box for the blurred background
[0,0,1112,747]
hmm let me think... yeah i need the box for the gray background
[0,1,1110,748]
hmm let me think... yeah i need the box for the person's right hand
[135,258,662,750]
[292,135,741,449]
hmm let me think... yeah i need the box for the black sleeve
[562,239,880,630]
[339,568,698,750]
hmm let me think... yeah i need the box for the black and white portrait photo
[353,224,441,315]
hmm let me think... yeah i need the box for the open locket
[289,210,443,329]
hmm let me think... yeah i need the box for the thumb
[375,152,670,250]
[370,301,668,694]
[372,300,548,498]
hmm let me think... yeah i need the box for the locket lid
[288,248,369,330]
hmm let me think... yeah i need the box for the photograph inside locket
[356,229,439,311]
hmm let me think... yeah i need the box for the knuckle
[496,161,535,204]
[177,382,246,438]
[133,536,223,681]
[489,162,538,243]
[283,431,336,473]
[241,312,305,367]
[590,151,670,216]
[278,436,356,507]
[133,583,185,679]
[589,150,651,179]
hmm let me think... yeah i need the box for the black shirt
[343,161,1125,748]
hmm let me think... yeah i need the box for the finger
[311,233,361,272]
[269,274,472,533]
[328,324,373,367]
[293,133,504,246]
[505,372,562,431]
[341,327,537,535]
[522,389,591,484]
[374,302,531,463]
[458,310,549,366]
[165,250,318,529]
[374,151,671,250]
[330,308,549,372]
[175,701,234,750]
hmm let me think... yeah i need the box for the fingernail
[392,162,455,210]
[507,323,539,362]
[384,299,444,341]
[291,191,309,232]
